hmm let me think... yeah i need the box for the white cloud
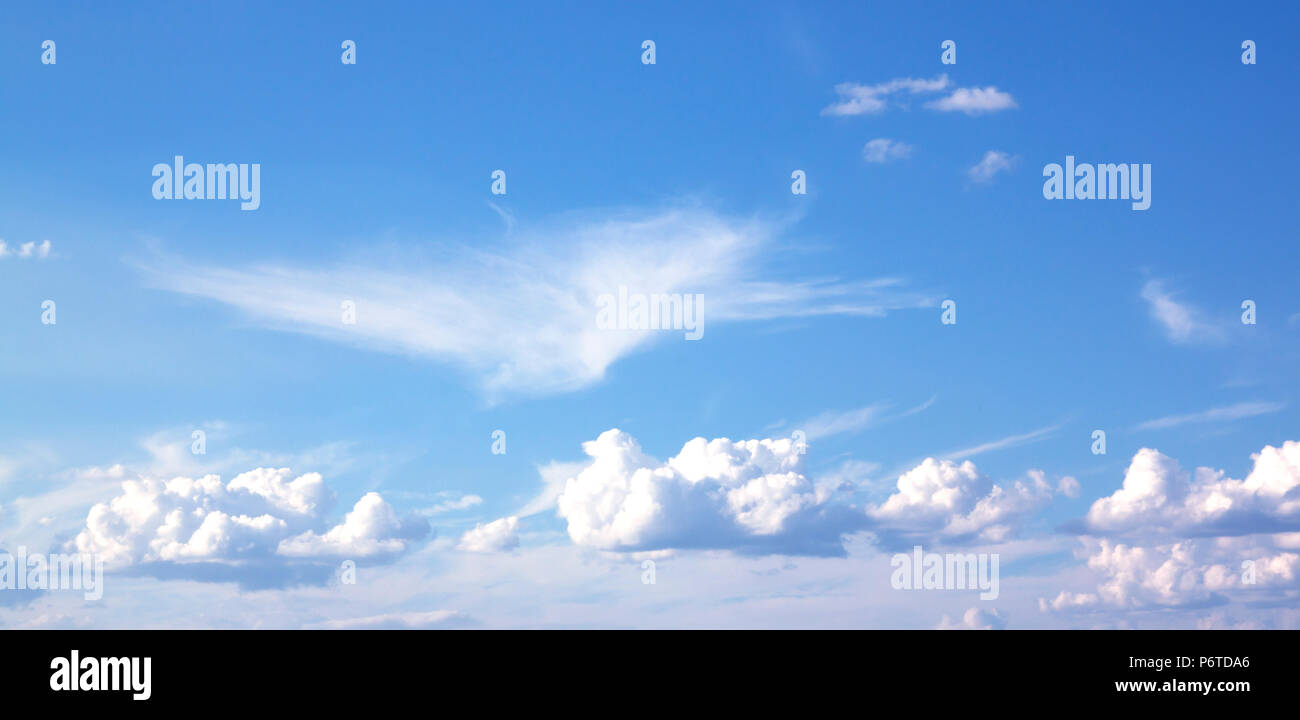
[1084,442,1300,538]
[0,239,52,259]
[457,516,520,553]
[1140,280,1225,344]
[1135,401,1284,431]
[419,493,484,516]
[799,403,888,441]
[941,423,1059,461]
[868,461,1058,547]
[554,429,859,556]
[926,86,1017,114]
[966,150,1016,183]
[821,75,951,116]
[141,208,932,399]
[1045,441,1300,612]
[70,468,428,572]
[303,610,473,629]
[862,138,913,163]
[936,607,1006,629]
[1058,476,1081,499]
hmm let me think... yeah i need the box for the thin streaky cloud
[941,423,1062,461]
[1135,401,1286,431]
[801,403,890,440]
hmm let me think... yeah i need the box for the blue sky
[1,1,1298,628]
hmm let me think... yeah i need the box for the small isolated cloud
[1140,280,1225,344]
[937,607,1007,629]
[926,87,1017,114]
[967,151,1016,183]
[1135,401,1284,431]
[457,516,520,553]
[0,239,52,259]
[70,467,429,585]
[822,75,951,116]
[862,138,913,164]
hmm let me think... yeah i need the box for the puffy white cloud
[554,430,859,556]
[926,87,1017,114]
[552,430,1064,556]
[1046,442,1300,612]
[1084,442,1300,537]
[867,461,1057,547]
[936,607,1006,630]
[1056,537,1300,610]
[457,516,520,553]
[966,150,1016,183]
[70,468,428,571]
[862,138,913,164]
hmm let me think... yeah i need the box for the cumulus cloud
[926,87,1017,114]
[0,239,52,259]
[862,138,913,163]
[1140,280,1225,344]
[937,607,1006,629]
[1049,537,1299,611]
[70,468,429,582]
[867,461,1059,548]
[551,430,1065,556]
[554,429,863,556]
[966,150,1016,183]
[1046,442,1300,612]
[140,208,932,399]
[1083,442,1300,538]
[457,516,520,553]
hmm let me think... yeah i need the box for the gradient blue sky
[1,1,1297,628]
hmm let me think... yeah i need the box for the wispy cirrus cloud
[1135,401,1285,431]
[941,423,1062,461]
[139,207,934,399]
[1140,279,1225,344]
